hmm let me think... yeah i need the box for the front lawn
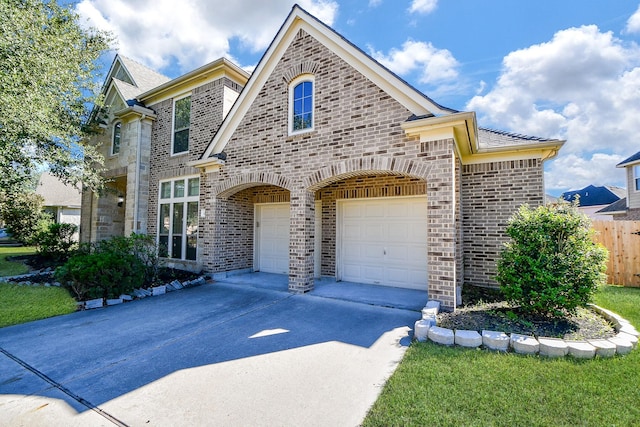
[0,246,77,327]
[0,246,36,276]
[363,286,640,427]
[0,283,77,328]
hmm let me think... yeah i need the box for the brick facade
[84,9,558,310]
[461,159,544,287]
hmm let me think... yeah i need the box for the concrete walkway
[0,280,421,426]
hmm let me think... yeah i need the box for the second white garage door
[338,196,428,290]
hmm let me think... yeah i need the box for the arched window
[112,122,121,155]
[289,75,314,134]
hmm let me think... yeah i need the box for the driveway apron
[0,282,417,426]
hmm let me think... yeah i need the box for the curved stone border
[414,301,639,359]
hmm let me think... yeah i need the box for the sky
[74,0,640,196]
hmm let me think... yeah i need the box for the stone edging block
[416,302,638,360]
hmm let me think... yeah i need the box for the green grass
[0,246,77,327]
[363,286,640,427]
[0,283,77,328]
[0,245,37,277]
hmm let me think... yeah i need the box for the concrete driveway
[0,280,420,426]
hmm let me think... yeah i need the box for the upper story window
[634,165,640,191]
[111,122,121,155]
[289,76,314,135]
[172,95,191,155]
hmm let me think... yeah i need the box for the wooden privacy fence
[591,220,640,287]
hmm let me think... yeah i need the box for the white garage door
[255,203,290,274]
[338,197,428,290]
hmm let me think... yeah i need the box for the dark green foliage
[496,201,608,317]
[55,251,143,301]
[34,222,78,262]
[55,234,161,301]
[0,0,112,194]
[0,192,52,244]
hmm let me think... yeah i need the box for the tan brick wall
[202,29,462,307]
[147,78,243,269]
[461,159,544,288]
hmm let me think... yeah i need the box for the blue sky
[76,0,640,196]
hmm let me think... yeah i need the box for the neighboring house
[81,6,564,309]
[597,151,640,220]
[36,172,82,230]
[561,184,625,221]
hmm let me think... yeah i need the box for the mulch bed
[438,286,616,340]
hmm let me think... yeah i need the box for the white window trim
[111,121,122,156]
[171,93,192,156]
[288,74,315,136]
[634,165,640,192]
[157,175,200,261]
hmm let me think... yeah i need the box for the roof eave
[137,58,250,103]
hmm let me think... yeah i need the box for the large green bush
[496,201,608,317]
[55,233,161,301]
[0,192,52,244]
[34,222,78,263]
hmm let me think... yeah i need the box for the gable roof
[561,184,623,207]
[35,173,82,208]
[102,55,171,102]
[617,150,640,168]
[196,4,456,163]
[596,197,628,214]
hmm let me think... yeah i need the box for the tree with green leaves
[0,0,112,195]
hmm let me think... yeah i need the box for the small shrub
[496,201,608,317]
[55,233,162,300]
[34,222,78,263]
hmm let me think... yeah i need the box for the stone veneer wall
[461,159,544,288]
[200,29,461,307]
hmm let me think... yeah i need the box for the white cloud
[370,39,459,84]
[408,0,437,14]
[625,4,640,33]
[76,0,338,73]
[545,153,626,192]
[368,0,382,7]
[466,25,640,190]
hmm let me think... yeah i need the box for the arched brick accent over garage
[214,172,293,198]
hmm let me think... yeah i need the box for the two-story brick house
[82,5,564,309]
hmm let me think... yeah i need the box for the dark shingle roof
[561,185,622,207]
[477,128,557,149]
[596,197,628,214]
[617,151,640,167]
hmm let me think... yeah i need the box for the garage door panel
[257,203,290,274]
[339,197,428,290]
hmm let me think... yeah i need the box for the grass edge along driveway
[363,286,640,427]
[0,246,76,328]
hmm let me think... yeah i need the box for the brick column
[425,139,457,309]
[289,187,315,293]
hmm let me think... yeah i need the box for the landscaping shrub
[55,233,162,301]
[0,192,52,244]
[55,251,144,301]
[34,222,78,263]
[496,201,608,317]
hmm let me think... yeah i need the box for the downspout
[133,115,145,233]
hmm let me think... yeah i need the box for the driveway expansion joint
[0,347,129,427]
